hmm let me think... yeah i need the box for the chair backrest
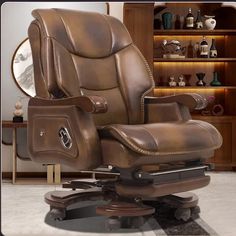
[28,8,154,125]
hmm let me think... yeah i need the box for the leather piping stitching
[114,49,131,124]
[132,45,155,123]
[106,126,218,156]
[80,85,119,91]
[47,36,131,59]
[114,54,130,123]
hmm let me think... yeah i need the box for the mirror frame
[11,38,35,97]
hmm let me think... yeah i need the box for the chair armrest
[29,95,108,114]
[145,93,207,110]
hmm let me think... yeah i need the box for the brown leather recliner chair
[28,8,222,227]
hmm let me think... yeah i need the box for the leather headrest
[32,8,132,58]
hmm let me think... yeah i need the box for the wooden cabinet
[124,3,236,170]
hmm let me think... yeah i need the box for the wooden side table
[2,120,61,184]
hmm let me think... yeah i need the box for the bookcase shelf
[124,2,236,170]
[154,29,236,35]
[155,86,236,89]
[154,58,236,62]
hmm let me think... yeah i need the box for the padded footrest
[115,175,210,198]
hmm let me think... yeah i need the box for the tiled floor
[1,172,236,236]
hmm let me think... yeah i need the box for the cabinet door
[210,122,232,164]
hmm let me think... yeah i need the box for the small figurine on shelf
[200,36,209,58]
[13,100,23,122]
[209,38,218,58]
[178,75,186,87]
[195,10,203,29]
[196,72,206,86]
[210,71,222,86]
[169,76,177,87]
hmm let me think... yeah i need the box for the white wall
[109,2,124,22]
[1,2,108,172]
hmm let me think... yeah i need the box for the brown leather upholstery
[28,8,222,170]
[99,120,222,156]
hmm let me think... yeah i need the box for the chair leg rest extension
[115,175,210,198]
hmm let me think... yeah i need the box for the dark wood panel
[211,122,232,164]
[124,3,154,70]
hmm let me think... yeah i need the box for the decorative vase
[162,12,173,29]
[210,71,222,86]
[204,15,216,30]
[196,73,206,86]
[13,100,23,122]
[169,76,177,87]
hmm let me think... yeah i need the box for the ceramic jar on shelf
[204,15,216,30]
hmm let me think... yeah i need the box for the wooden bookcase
[124,3,236,170]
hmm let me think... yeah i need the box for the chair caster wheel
[174,208,191,222]
[121,216,144,229]
[191,205,200,219]
[106,217,121,231]
[130,216,145,228]
[49,207,66,221]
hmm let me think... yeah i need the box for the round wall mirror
[11,38,36,97]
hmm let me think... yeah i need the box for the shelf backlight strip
[154,88,225,93]
[154,62,225,66]
[154,35,225,40]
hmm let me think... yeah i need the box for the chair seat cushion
[99,120,222,156]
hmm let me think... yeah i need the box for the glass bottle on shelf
[194,42,200,58]
[200,36,209,58]
[175,14,181,29]
[195,10,203,29]
[209,38,218,58]
[187,40,194,58]
[185,8,194,29]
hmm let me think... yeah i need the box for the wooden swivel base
[45,187,104,220]
[45,189,199,224]
[96,201,155,230]
[44,177,201,229]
